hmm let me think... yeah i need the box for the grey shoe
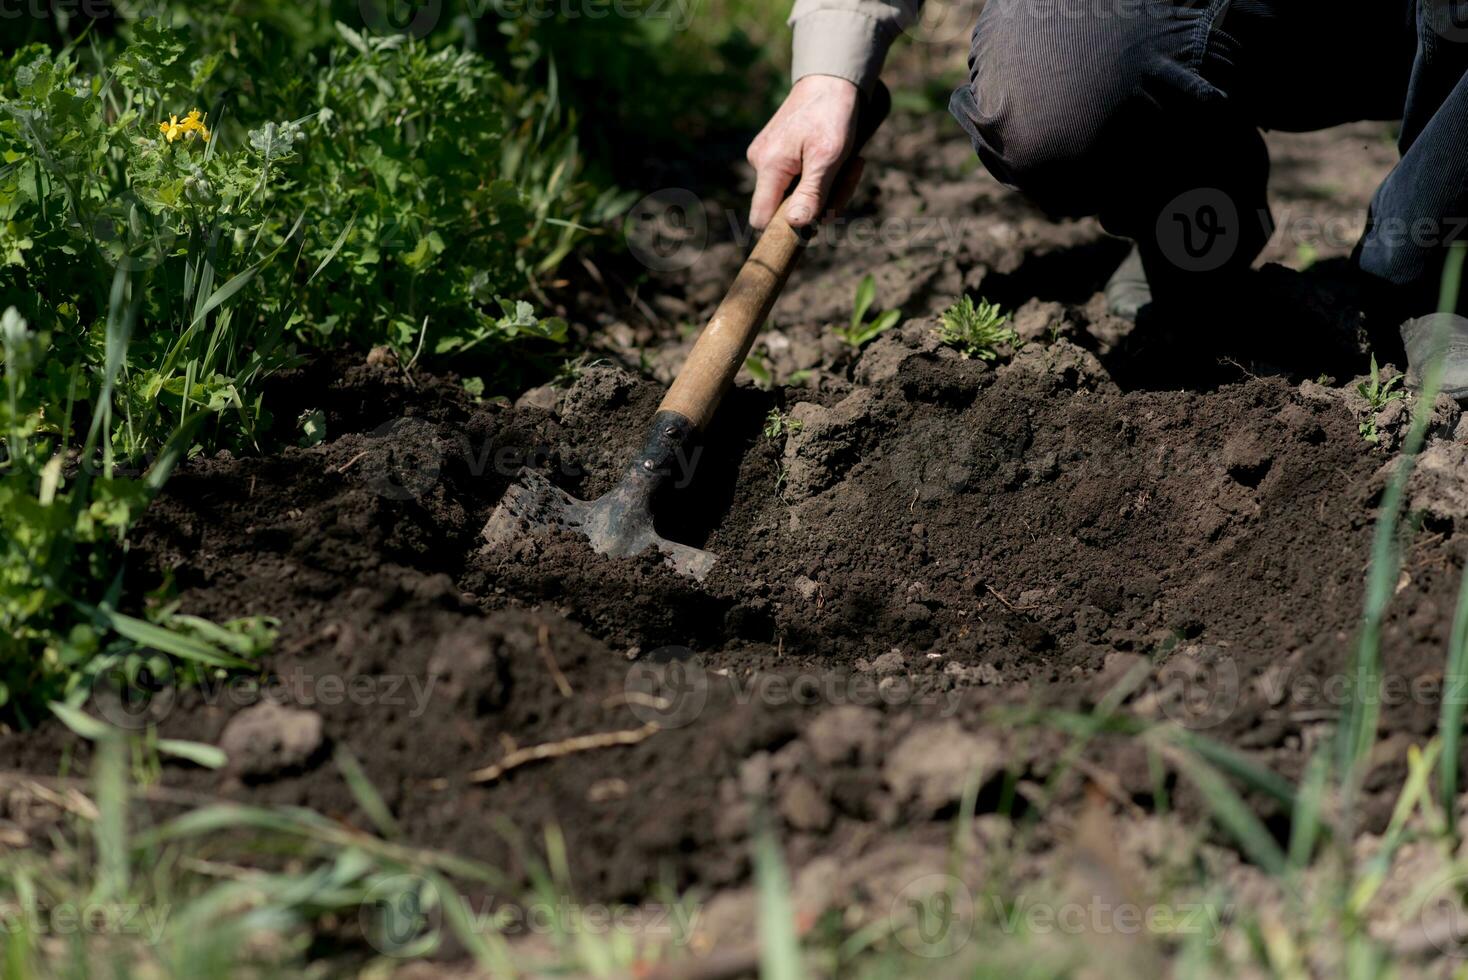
[1400,314,1468,401]
[1105,245,1151,321]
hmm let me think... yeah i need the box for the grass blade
[1161,741,1286,876]
[49,702,115,740]
[1442,568,1468,817]
[90,735,129,904]
[1340,243,1467,795]
[425,869,518,977]
[308,215,356,285]
[1179,731,1298,810]
[1351,741,1440,914]
[754,817,803,980]
[156,739,229,769]
[1287,750,1329,872]
[79,603,252,669]
[335,746,399,838]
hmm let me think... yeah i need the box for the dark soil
[7,86,1467,953]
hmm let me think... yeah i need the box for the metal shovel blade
[482,469,718,583]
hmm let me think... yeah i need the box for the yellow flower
[158,108,211,145]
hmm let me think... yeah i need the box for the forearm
[789,0,920,93]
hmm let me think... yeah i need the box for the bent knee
[954,0,1201,212]
[951,71,1130,216]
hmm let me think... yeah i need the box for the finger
[784,144,842,228]
[749,159,798,231]
[826,155,865,218]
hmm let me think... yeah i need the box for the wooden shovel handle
[658,209,806,427]
[658,82,891,430]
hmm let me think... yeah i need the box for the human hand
[746,75,863,231]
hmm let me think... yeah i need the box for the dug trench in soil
[8,108,1468,950]
[17,317,1468,913]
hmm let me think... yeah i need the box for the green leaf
[83,604,252,669]
[851,274,876,332]
[298,408,326,447]
[336,746,399,838]
[1287,750,1329,871]
[870,308,901,337]
[156,739,228,769]
[49,701,115,740]
[308,216,355,285]
[189,263,260,331]
[754,819,803,980]
[1165,741,1286,876]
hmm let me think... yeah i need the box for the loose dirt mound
[7,109,1465,952]
[26,313,1464,909]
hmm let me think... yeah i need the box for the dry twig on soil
[329,450,368,474]
[464,722,661,784]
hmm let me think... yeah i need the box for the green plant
[937,295,1018,361]
[0,734,502,975]
[267,24,614,362]
[1355,353,1406,443]
[754,815,803,980]
[745,352,775,391]
[0,26,320,713]
[834,274,901,348]
[763,407,802,441]
[491,817,699,975]
[296,408,326,447]
[0,292,267,720]
[0,12,611,717]
[0,725,711,975]
[1340,245,1463,826]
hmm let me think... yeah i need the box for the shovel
[482,84,891,582]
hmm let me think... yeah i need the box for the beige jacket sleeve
[788,0,921,93]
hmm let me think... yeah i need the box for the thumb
[784,152,839,228]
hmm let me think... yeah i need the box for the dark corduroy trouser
[949,0,1468,314]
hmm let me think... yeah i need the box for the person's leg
[1356,4,1468,314]
[948,0,1417,313]
[949,0,1272,310]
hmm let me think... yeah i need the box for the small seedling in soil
[744,352,776,391]
[552,354,608,387]
[1357,353,1406,443]
[763,408,803,441]
[771,461,791,500]
[835,274,902,348]
[937,295,1018,360]
[297,408,326,447]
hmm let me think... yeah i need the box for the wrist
[790,74,861,98]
